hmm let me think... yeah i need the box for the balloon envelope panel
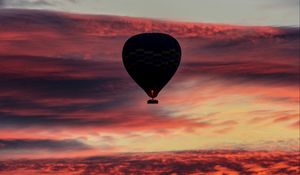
[122,33,181,98]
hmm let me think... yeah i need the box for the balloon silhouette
[122,33,181,104]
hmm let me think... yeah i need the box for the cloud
[276,0,299,6]
[0,150,299,174]
[0,9,298,66]
[182,61,299,86]
[262,0,300,9]
[0,9,298,157]
[0,10,298,133]
[0,55,211,132]
[0,0,4,7]
[213,127,234,134]
[3,0,53,7]
[289,120,299,129]
[2,0,78,8]
[0,55,132,117]
[0,139,90,151]
[0,108,210,132]
[0,9,297,39]
[212,139,299,151]
[0,138,97,159]
[272,114,299,123]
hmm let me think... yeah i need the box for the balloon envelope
[122,33,181,102]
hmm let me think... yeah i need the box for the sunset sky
[0,0,299,160]
[1,0,299,26]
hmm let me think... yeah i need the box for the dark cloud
[0,139,90,151]
[0,111,127,128]
[0,55,131,101]
[0,54,211,132]
[181,61,299,86]
[203,27,299,49]
[0,55,139,129]
[0,55,206,131]
[0,109,209,132]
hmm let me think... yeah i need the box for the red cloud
[273,114,299,123]
[289,120,300,129]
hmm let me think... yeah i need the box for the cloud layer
[0,9,299,159]
[0,151,299,174]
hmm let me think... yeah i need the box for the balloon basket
[147,99,158,104]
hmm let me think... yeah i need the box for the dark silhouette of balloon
[122,33,181,104]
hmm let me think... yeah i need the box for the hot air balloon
[122,33,181,104]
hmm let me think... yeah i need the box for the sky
[0,1,299,160]
[0,0,299,26]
